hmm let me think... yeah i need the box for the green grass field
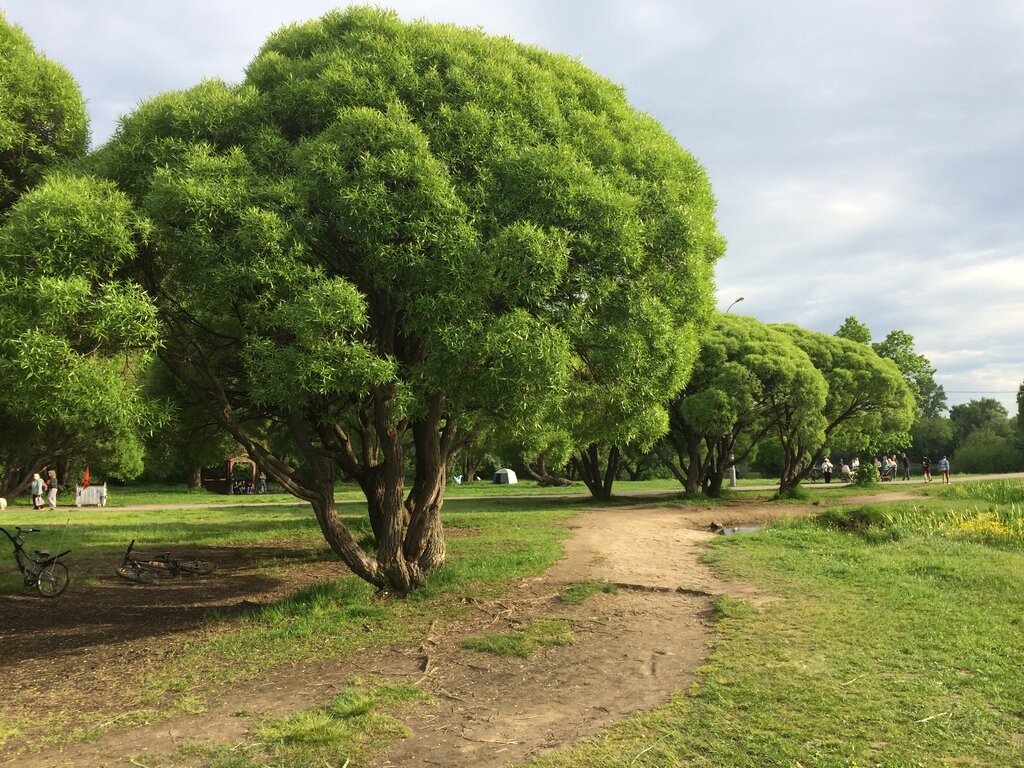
[2,476,778,511]
[4,478,1024,766]
[519,479,1024,768]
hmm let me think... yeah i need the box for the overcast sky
[4,0,1022,414]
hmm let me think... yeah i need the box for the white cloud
[5,0,1024,412]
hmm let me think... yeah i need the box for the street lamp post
[725,296,744,313]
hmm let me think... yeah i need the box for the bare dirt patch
[2,496,806,768]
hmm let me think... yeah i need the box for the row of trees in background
[2,10,1020,593]
[836,316,1024,474]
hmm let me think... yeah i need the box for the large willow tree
[102,7,723,593]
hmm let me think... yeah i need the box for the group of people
[872,453,910,482]
[29,470,59,509]
[919,455,951,484]
[819,452,951,484]
[819,456,860,483]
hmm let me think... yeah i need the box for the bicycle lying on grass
[1,526,71,597]
[115,539,216,584]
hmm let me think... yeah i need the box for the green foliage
[871,329,945,417]
[834,315,871,344]
[854,462,881,486]
[954,428,1024,474]
[0,13,88,210]
[910,415,954,462]
[660,315,826,494]
[460,618,573,658]
[1017,380,1024,445]
[0,17,158,494]
[98,7,723,589]
[772,325,916,491]
[950,398,1013,445]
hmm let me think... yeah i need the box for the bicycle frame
[1,526,71,583]
[121,539,178,575]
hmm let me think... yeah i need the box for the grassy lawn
[6,478,1024,766]
[519,479,1024,767]
[2,477,777,510]
[0,495,578,755]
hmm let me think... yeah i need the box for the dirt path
[3,497,832,767]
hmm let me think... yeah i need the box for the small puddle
[719,526,762,535]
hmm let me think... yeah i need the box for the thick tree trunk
[524,453,572,487]
[178,369,451,595]
[573,444,620,500]
[778,441,822,496]
[461,453,478,483]
[187,465,202,492]
[404,412,448,574]
[1,453,48,500]
[705,437,737,497]
[654,431,703,494]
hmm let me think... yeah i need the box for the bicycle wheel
[116,563,160,584]
[37,561,70,597]
[176,559,216,575]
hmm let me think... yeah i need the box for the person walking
[30,473,45,509]
[821,457,833,484]
[901,452,910,481]
[938,455,950,484]
[45,469,59,509]
[921,455,932,483]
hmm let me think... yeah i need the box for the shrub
[816,505,894,534]
[854,464,880,486]
[953,430,1024,473]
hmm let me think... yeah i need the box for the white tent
[492,468,518,484]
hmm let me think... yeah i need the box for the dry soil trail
[9,499,800,768]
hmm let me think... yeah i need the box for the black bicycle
[116,539,216,583]
[1,526,71,597]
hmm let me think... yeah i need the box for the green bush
[816,506,898,541]
[953,429,1024,474]
[854,463,880,486]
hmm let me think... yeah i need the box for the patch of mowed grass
[186,681,428,768]
[558,580,619,605]
[3,478,694,511]
[461,618,573,658]
[519,508,1024,768]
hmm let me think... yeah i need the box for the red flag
[81,466,90,489]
